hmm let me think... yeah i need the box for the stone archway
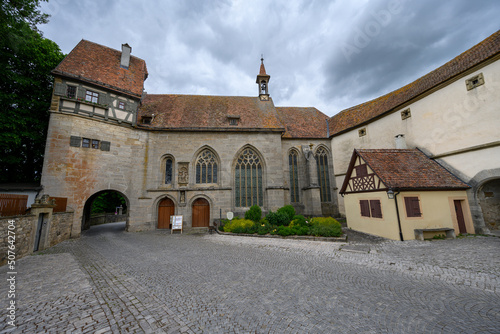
[82,190,129,231]
[477,179,500,231]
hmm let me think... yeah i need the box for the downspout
[393,190,403,241]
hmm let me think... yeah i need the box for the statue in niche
[302,144,319,187]
[178,166,188,184]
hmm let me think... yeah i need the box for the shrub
[245,205,262,222]
[277,205,296,223]
[222,219,255,233]
[266,211,289,226]
[290,215,307,227]
[275,226,295,237]
[257,223,272,235]
[308,217,342,237]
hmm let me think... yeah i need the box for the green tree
[0,1,65,182]
[91,192,128,215]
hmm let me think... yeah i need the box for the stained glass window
[315,147,331,202]
[196,150,218,184]
[165,158,173,184]
[235,148,263,207]
[289,150,299,202]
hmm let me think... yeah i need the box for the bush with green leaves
[308,217,342,237]
[266,211,289,226]
[277,205,296,223]
[244,205,262,222]
[257,222,272,235]
[290,215,307,227]
[222,219,255,233]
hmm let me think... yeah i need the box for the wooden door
[192,198,209,227]
[158,198,175,229]
[454,200,467,234]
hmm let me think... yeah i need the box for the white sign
[171,215,183,234]
[227,212,234,220]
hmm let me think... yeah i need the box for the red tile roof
[52,40,148,98]
[340,149,469,193]
[276,107,329,138]
[329,30,500,136]
[138,94,285,131]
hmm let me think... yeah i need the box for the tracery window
[289,150,299,202]
[235,148,263,207]
[315,147,332,202]
[196,150,218,184]
[165,158,173,184]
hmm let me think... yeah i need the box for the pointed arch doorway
[158,198,175,229]
[192,198,210,227]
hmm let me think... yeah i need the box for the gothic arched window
[164,157,173,184]
[196,149,218,184]
[289,150,299,202]
[315,147,331,202]
[235,148,263,207]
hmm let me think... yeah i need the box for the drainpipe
[388,188,403,241]
[394,191,403,241]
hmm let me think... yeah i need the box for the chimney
[121,43,131,69]
[395,134,407,149]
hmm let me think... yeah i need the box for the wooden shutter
[404,197,421,217]
[370,200,382,218]
[70,136,81,147]
[54,83,67,96]
[360,200,370,217]
[77,87,86,100]
[99,94,108,106]
[100,141,111,151]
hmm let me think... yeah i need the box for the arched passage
[192,198,210,227]
[82,190,129,231]
[158,197,175,229]
[478,178,500,231]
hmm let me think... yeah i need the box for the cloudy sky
[38,0,499,116]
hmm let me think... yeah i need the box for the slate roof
[329,30,500,136]
[52,40,148,98]
[340,149,470,194]
[138,94,285,131]
[276,107,329,138]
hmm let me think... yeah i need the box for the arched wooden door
[158,198,175,229]
[192,198,210,227]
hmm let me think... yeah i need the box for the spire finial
[261,54,264,63]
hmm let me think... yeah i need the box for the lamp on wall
[387,189,395,199]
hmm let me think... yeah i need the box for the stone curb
[217,231,347,242]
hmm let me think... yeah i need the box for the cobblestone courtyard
[1,222,499,333]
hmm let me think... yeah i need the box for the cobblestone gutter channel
[0,222,499,333]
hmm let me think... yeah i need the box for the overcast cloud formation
[39,0,499,116]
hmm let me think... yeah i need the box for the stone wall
[89,213,127,226]
[0,210,74,266]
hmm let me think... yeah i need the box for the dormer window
[227,115,240,126]
[118,101,126,109]
[141,116,152,124]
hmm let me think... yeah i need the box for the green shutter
[100,141,111,151]
[54,83,67,96]
[70,136,81,147]
[99,94,108,106]
[77,87,86,100]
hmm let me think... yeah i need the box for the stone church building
[41,30,500,238]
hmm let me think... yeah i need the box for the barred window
[196,150,218,184]
[315,147,331,202]
[289,150,299,202]
[66,86,76,98]
[235,148,263,207]
[165,158,173,184]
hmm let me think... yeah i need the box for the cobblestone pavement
[1,222,499,333]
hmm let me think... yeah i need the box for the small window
[227,116,240,126]
[466,73,484,91]
[358,128,366,137]
[85,90,99,103]
[91,139,100,149]
[401,108,411,120]
[70,136,81,147]
[118,101,126,109]
[165,158,173,184]
[82,138,91,148]
[404,196,422,217]
[66,86,77,99]
[142,116,152,124]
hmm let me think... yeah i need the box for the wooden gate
[158,198,175,229]
[192,198,209,227]
[454,200,467,234]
